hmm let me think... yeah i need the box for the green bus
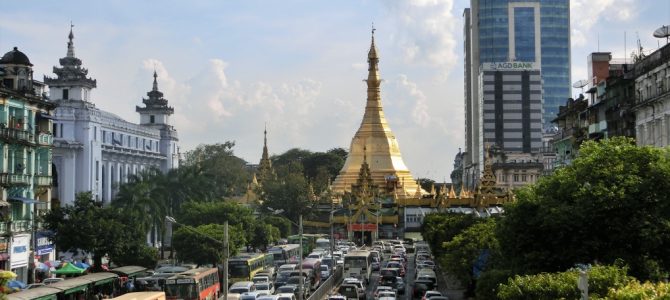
[287,234,327,255]
[228,253,274,284]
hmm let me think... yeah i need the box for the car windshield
[256,283,270,290]
[253,277,268,283]
[229,287,249,294]
[278,286,296,293]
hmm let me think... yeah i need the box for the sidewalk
[436,266,466,300]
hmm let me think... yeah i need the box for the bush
[497,265,633,300]
[605,281,670,299]
[475,269,513,300]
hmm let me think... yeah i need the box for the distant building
[631,43,670,147]
[46,27,179,207]
[463,0,571,187]
[0,46,56,282]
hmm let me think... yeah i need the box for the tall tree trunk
[92,254,104,272]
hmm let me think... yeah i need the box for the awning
[37,113,55,120]
[8,196,39,204]
[0,253,9,261]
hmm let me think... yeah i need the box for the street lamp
[268,209,304,300]
[165,216,229,300]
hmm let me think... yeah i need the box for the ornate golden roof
[257,125,275,182]
[331,28,426,199]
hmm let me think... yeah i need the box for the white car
[253,275,271,284]
[254,282,275,295]
[240,291,269,300]
[320,265,331,280]
[275,293,296,300]
[376,291,396,299]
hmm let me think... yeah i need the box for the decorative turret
[44,24,97,101]
[256,125,276,183]
[136,71,174,125]
[331,27,426,199]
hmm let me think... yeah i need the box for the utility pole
[223,221,229,300]
[298,215,304,300]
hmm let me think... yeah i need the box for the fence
[307,265,343,300]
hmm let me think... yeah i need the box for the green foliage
[260,173,313,222]
[114,168,167,235]
[262,215,292,237]
[250,223,281,251]
[442,218,499,288]
[497,265,633,300]
[417,178,436,192]
[420,212,479,257]
[605,281,670,299]
[178,201,254,228]
[172,224,246,266]
[42,192,147,270]
[271,147,347,192]
[475,269,514,300]
[182,142,251,198]
[113,245,158,269]
[497,137,670,279]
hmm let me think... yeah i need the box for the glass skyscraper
[477,0,571,124]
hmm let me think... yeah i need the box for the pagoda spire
[257,124,275,182]
[67,22,75,58]
[152,69,159,92]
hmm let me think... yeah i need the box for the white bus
[315,238,330,251]
[269,244,301,266]
[344,250,372,285]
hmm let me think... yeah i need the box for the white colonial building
[633,43,670,148]
[45,28,179,206]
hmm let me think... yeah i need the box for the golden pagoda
[257,125,275,183]
[331,28,426,199]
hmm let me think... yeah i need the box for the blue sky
[0,0,667,182]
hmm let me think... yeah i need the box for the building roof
[0,47,33,66]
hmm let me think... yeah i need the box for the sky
[0,0,668,182]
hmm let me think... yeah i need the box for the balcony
[0,127,34,145]
[36,133,53,146]
[10,220,32,233]
[0,222,7,235]
[8,173,31,186]
[33,175,52,187]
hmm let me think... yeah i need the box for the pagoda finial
[152,69,158,92]
[67,22,75,58]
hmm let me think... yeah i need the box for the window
[53,123,57,137]
[96,161,99,180]
[93,126,97,141]
[522,175,527,182]
[102,130,107,143]
[135,137,139,148]
[513,174,519,182]
[60,124,63,137]
[150,115,155,123]
[63,89,69,100]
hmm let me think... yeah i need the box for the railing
[10,220,32,233]
[36,133,53,146]
[0,222,7,235]
[0,127,34,144]
[8,174,31,185]
[308,265,343,300]
[33,175,52,186]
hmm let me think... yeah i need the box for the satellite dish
[653,25,670,43]
[572,79,589,89]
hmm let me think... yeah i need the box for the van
[278,264,297,273]
[229,281,255,294]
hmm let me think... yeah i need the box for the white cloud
[382,0,459,70]
[571,0,637,47]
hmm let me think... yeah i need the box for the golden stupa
[331,29,427,199]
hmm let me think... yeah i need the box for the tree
[172,224,246,266]
[262,215,292,237]
[178,201,254,228]
[250,223,281,252]
[260,173,313,222]
[417,178,436,192]
[113,245,158,269]
[183,142,251,198]
[42,192,147,270]
[497,137,670,280]
[442,218,500,295]
[114,168,167,242]
[420,212,480,257]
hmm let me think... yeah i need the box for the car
[240,291,269,300]
[257,296,280,300]
[371,260,381,271]
[377,291,396,299]
[275,284,305,300]
[412,279,436,299]
[320,264,331,280]
[422,291,443,300]
[275,293,297,300]
[328,295,346,300]
[374,286,394,298]
[380,268,400,279]
[342,278,365,299]
[285,276,310,296]
[385,262,405,277]
[254,282,275,295]
[278,264,297,273]
[307,252,324,260]
[338,284,364,300]
[230,281,256,294]
[253,275,271,284]
[274,271,292,288]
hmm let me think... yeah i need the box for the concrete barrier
[307,266,343,300]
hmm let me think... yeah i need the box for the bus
[228,253,274,284]
[287,234,326,255]
[315,238,330,251]
[268,244,301,266]
[300,258,322,289]
[10,272,121,300]
[112,292,166,300]
[164,268,220,300]
[344,250,372,285]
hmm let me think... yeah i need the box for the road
[363,250,415,300]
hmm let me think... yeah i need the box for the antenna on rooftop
[653,25,670,44]
[572,79,589,93]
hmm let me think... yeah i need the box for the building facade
[46,28,179,206]
[463,0,571,187]
[0,47,56,282]
[632,43,670,147]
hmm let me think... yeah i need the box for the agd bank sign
[483,62,537,71]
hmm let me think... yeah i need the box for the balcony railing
[33,175,52,186]
[10,220,32,233]
[36,133,53,146]
[0,127,34,145]
[8,174,31,186]
[0,222,6,235]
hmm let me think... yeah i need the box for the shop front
[10,233,31,283]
